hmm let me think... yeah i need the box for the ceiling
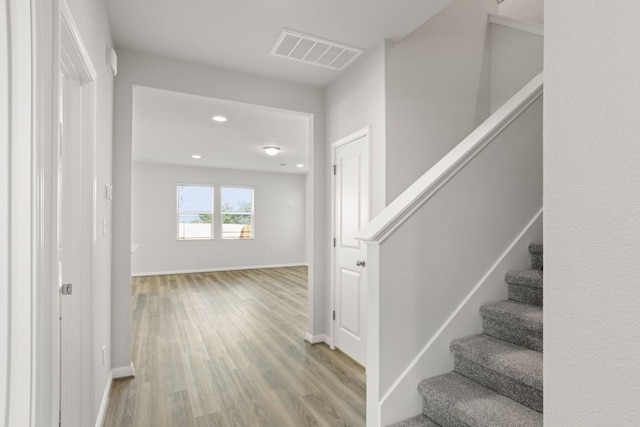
[112,0,451,173]
[105,0,451,87]
[132,86,311,174]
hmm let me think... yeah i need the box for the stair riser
[530,253,543,270]
[482,319,543,352]
[509,284,543,306]
[421,399,469,427]
[388,414,441,427]
[453,355,543,413]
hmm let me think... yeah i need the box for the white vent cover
[270,29,364,71]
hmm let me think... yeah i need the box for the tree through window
[221,186,254,239]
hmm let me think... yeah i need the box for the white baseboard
[132,262,308,277]
[95,371,113,427]
[112,362,135,379]
[380,210,543,425]
[305,332,330,345]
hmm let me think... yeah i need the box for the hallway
[104,267,366,426]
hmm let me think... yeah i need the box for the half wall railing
[357,72,543,426]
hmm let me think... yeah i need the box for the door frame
[57,1,98,424]
[330,126,371,352]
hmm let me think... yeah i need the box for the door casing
[330,126,371,366]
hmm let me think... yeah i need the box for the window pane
[221,187,253,213]
[177,185,213,240]
[221,187,253,239]
[178,185,212,212]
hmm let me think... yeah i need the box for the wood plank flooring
[103,267,366,426]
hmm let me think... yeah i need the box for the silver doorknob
[356,259,366,267]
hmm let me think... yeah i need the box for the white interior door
[58,9,95,425]
[333,131,369,366]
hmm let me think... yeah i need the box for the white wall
[499,0,543,24]
[385,0,496,202]
[545,0,640,424]
[132,163,306,274]
[113,49,326,372]
[490,22,543,112]
[325,41,387,217]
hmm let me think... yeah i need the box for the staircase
[391,243,543,427]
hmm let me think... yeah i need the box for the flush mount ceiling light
[270,29,364,71]
[263,146,281,156]
[192,154,202,159]
[296,164,304,168]
[211,115,227,122]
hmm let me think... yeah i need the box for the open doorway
[129,86,311,277]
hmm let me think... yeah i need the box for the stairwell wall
[384,0,496,202]
[489,22,543,112]
[499,0,544,24]
[545,0,640,424]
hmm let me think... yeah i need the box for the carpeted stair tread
[480,300,543,351]
[418,372,542,427]
[450,334,543,412]
[388,414,441,427]
[505,269,542,288]
[506,269,543,306]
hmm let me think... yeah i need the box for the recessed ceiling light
[211,115,227,122]
[192,154,201,159]
[296,164,304,168]
[263,146,281,156]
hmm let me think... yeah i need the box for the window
[221,186,254,239]
[177,185,213,240]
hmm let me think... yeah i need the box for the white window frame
[220,185,254,240]
[176,184,214,241]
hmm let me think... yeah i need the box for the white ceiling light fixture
[211,115,227,122]
[296,164,304,168]
[270,29,364,71]
[263,146,280,156]
[192,154,202,159]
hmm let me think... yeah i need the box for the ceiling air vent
[270,29,364,71]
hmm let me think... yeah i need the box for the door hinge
[332,164,336,175]
[333,310,336,321]
[333,237,336,248]
[61,283,72,295]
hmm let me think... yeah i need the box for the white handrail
[356,72,543,244]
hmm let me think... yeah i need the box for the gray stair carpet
[418,373,542,427]
[389,243,543,427]
[506,269,543,306]
[388,414,441,427]
[450,334,542,412]
[480,300,543,352]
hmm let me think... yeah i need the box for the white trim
[330,126,371,353]
[131,263,308,277]
[489,13,544,36]
[0,1,10,422]
[5,1,35,425]
[379,210,543,425]
[304,333,330,345]
[111,363,135,380]
[33,0,58,425]
[94,372,113,427]
[356,73,543,244]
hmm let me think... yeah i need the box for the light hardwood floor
[103,267,366,426]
